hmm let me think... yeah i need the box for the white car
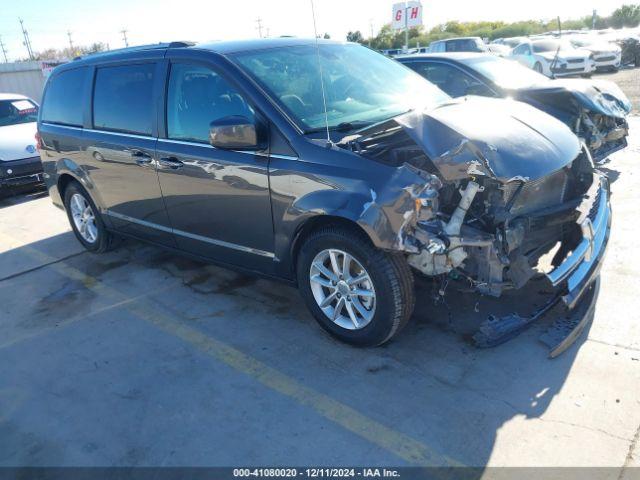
[491,36,528,49]
[0,93,42,196]
[486,43,511,57]
[509,39,596,78]
[570,37,622,72]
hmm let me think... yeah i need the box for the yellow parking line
[0,231,464,466]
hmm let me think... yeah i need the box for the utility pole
[67,30,75,55]
[19,18,34,60]
[121,28,129,47]
[0,36,8,63]
[404,3,409,52]
[255,18,264,38]
[592,9,597,29]
[369,19,374,47]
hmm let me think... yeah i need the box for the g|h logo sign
[391,2,423,30]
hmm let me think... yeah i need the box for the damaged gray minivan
[39,39,610,350]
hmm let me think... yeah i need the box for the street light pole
[404,2,409,52]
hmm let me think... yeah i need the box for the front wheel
[533,62,543,73]
[297,226,415,346]
[63,181,116,253]
[581,73,592,78]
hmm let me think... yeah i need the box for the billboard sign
[392,2,423,30]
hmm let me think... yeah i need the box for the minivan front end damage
[342,99,611,354]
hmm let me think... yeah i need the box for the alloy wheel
[309,249,376,330]
[70,193,98,244]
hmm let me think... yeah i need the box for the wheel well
[57,173,77,201]
[290,215,373,270]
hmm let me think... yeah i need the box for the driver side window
[167,63,254,144]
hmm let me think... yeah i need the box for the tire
[533,62,543,73]
[63,181,115,253]
[581,73,592,78]
[296,225,415,346]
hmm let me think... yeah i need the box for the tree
[610,4,640,28]
[346,30,364,43]
[323,33,331,39]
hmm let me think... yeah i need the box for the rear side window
[93,63,155,135]
[41,67,88,126]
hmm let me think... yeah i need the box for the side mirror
[209,115,261,150]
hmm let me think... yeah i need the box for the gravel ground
[598,67,640,113]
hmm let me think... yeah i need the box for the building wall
[0,62,47,103]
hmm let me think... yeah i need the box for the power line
[19,18,34,60]
[121,28,129,47]
[0,36,8,63]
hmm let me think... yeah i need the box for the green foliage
[346,31,364,43]
[610,4,640,28]
[350,4,640,49]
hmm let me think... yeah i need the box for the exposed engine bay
[340,100,609,309]
[576,111,628,161]
[514,79,632,162]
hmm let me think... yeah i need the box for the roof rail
[73,41,195,61]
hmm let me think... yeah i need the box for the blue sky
[0,0,632,61]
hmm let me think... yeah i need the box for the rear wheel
[297,226,415,346]
[581,73,592,78]
[63,181,116,253]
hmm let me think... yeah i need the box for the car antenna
[550,16,562,79]
[310,0,333,148]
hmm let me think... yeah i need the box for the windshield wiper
[304,120,373,135]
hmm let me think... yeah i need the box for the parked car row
[389,27,640,77]
[32,39,625,354]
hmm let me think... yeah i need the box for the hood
[514,78,632,119]
[393,96,581,183]
[0,122,38,161]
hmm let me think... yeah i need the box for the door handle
[135,157,155,167]
[127,149,155,167]
[158,156,184,170]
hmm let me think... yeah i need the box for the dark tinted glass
[407,62,493,98]
[446,39,482,52]
[41,67,88,126]
[167,63,254,143]
[93,63,155,135]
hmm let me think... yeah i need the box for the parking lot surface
[1,90,639,470]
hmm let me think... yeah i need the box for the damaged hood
[512,78,632,119]
[394,96,581,183]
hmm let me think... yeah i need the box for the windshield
[468,56,549,89]
[532,40,572,53]
[0,99,39,127]
[232,43,450,132]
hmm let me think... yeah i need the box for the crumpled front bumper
[546,172,611,309]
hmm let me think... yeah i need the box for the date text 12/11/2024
[233,468,401,478]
